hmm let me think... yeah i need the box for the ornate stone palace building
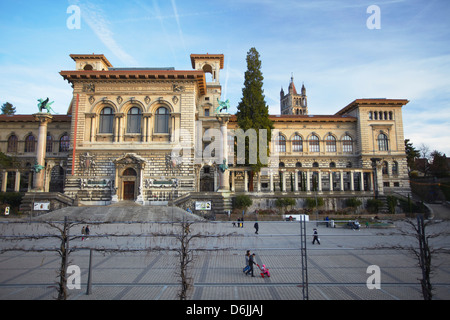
[0,53,410,214]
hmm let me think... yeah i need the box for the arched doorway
[122,168,137,200]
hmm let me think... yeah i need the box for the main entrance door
[123,181,135,200]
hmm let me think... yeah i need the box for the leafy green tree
[236,48,274,175]
[429,150,448,178]
[1,102,16,115]
[0,152,13,169]
[405,139,420,172]
[275,197,296,214]
[233,194,253,210]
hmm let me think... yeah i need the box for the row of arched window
[274,133,354,153]
[99,106,170,134]
[274,132,390,153]
[369,111,393,121]
[6,133,70,153]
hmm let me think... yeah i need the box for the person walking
[246,253,257,277]
[254,222,259,234]
[243,250,251,274]
[81,226,86,241]
[312,228,320,245]
[85,225,90,240]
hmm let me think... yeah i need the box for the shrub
[345,198,362,208]
[233,194,252,210]
[386,195,397,214]
[275,197,296,214]
[366,199,383,213]
[305,197,324,209]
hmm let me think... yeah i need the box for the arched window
[127,107,142,133]
[378,133,389,151]
[382,161,389,175]
[99,107,114,134]
[309,134,320,152]
[296,162,302,168]
[292,134,303,152]
[155,107,170,133]
[123,168,137,176]
[59,134,70,152]
[342,134,353,153]
[275,134,286,153]
[46,134,53,153]
[24,135,36,153]
[326,134,336,152]
[392,161,398,175]
[313,162,319,168]
[7,135,18,153]
[330,162,336,168]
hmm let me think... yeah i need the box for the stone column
[33,113,53,192]
[318,170,322,192]
[244,171,248,192]
[85,113,96,142]
[282,171,287,192]
[329,171,333,192]
[257,172,261,192]
[360,171,365,191]
[216,114,231,191]
[340,170,344,191]
[350,171,355,192]
[371,158,384,196]
[231,171,236,192]
[294,170,299,192]
[269,171,274,192]
[1,171,7,192]
[306,170,311,192]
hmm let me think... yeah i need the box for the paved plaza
[0,211,449,301]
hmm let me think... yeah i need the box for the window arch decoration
[155,106,170,134]
[7,134,18,153]
[382,161,389,175]
[309,134,320,152]
[275,134,286,153]
[292,134,303,152]
[392,161,399,175]
[342,134,353,153]
[378,132,389,151]
[99,106,115,134]
[126,106,143,133]
[24,134,36,153]
[59,133,70,152]
[325,134,337,152]
[46,133,53,153]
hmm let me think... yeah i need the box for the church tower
[280,75,308,115]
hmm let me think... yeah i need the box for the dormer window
[84,64,93,71]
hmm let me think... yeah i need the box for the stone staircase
[33,202,204,222]
[376,195,390,214]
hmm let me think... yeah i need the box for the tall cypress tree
[236,47,274,176]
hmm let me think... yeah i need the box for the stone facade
[0,53,411,214]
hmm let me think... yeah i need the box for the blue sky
[0,0,449,155]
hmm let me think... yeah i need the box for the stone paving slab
[0,219,449,300]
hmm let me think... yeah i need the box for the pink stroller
[257,264,271,278]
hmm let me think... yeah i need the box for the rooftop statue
[32,159,45,173]
[216,99,230,114]
[37,98,55,114]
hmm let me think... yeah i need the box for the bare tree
[367,217,450,300]
[1,219,240,300]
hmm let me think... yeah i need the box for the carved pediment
[113,153,147,166]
